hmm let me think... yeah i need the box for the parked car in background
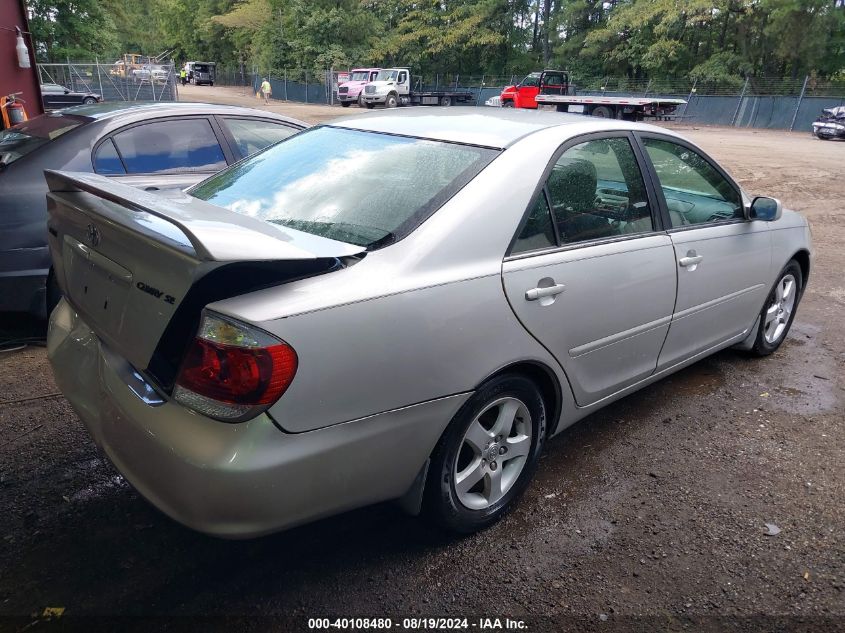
[133,65,170,83]
[40,83,102,110]
[0,101,306,317]
[45,109,811,538]
[337,68,380,107]
[812,105,845,140]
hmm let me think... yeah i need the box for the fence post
[305,70,309,103]
[284,69,288,101]
[455,74,459,89]
[682,78,697,119]
[477,74,484,107]
[731,77,749,127]
[95,55,104,102]
[329,67,333,105]
[789,75,809,132]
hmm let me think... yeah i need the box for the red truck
[499,70,685,120]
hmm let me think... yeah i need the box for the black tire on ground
[591,105,613,118]
[423,373,547,533]
[210,82,214,87]
[82,97,97,105]
[340,101,351,107]
[46,268,62,318]
[750,259,803,357]
[365,102,375,109]
[502,100,514,108]
[440,96,452,106]
[386,93,398,108]
[358,93,365,107]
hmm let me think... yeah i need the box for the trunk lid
[46,170,363,381]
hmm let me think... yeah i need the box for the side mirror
[749,196,782,222]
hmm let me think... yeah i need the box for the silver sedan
[46,109,812,537]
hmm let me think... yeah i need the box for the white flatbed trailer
[534,94,686,120]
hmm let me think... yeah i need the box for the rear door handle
[525,284,566,301]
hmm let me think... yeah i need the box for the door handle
[679,251,704,268]
[525,283,566,301]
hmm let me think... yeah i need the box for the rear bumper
[47,300,467,537]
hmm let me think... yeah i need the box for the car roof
[53,101,306,127]
[328,107,669,149]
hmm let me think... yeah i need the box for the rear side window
[222,118,298,158]
[191,126,498,248]
[93,138,125,174]
[111,118,226,175]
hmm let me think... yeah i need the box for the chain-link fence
[213,65,845,132]
[37,62,179,103]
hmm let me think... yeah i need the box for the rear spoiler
[45,170,366,262]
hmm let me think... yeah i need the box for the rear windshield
[190,126,498,248]
[194,64,210,72]
[0,113,85,167]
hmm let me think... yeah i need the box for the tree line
[27,0,845,84]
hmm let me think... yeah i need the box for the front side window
[190,126,498,248]
[111,118,226,175]
[642,138,743,227]
[520,74,540,87]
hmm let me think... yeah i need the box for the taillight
[173,312,297,422]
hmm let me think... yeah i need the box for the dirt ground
[0,85,843,631]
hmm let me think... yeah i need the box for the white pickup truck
[360,68,474,108]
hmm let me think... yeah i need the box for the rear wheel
[424,373,546,533]
[751,260,803,356]
[591,105,613,118]
[386,93,398,108]
[440,96,452,107]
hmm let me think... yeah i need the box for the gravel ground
[0,88,842,631]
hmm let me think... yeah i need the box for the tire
[340,101,351,108]
[358,93,365,107]
[440,96,452,107]
[82,97,97,105]
[365,102,374,109]
[386,93,398,108]
[423,373,546,533]
[591,105,613,118]
[46,268,62,318]
[750,260,803,356]
[502,100,514,108]
[209,82,214,87]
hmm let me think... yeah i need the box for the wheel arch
[791,249,811,293]
[475,360,563,438]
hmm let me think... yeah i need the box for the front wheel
[82,97,97,105]
[751,260,803,356]
[358,93,365,107]
[423,374,546,533]
[385,93,398,108]
[340,101,351,108]
[365,101,374,109]
[501,100,514,108]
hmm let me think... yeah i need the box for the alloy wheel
[764,273,797,344]
[453,397,532,510]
